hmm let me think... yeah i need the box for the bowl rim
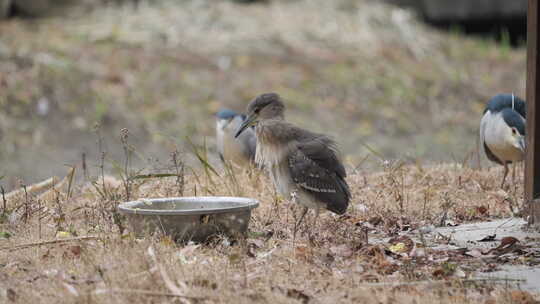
[117,196,259,215]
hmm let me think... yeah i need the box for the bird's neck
[255,119,292,168]
[256,119,292,144]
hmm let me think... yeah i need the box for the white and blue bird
[480,93,526,187]
[215,109,257,167]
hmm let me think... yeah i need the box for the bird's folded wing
[480,111,504,165]
[288,139,350,214]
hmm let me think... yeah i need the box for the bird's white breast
[481,111,524,162]
[217,118,251,166]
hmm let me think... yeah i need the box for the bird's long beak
[519,136,526,152]
[235,115,256,138]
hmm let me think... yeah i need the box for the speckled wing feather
[288,138,350,214]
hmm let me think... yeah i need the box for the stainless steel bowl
[118,197,259,242]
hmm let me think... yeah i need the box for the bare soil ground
[1,162,539,303]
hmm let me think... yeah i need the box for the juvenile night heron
[216,109,257,167]
[235,93,351,229]
[480,93,526,187]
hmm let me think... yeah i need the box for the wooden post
[525,0,540,228]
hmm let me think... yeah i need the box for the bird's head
[235,93,285,138]
[216,109,239,130]
[501,108,526,153]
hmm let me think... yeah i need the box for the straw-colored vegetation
[0,159,537,303]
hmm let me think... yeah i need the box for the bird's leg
[308,208,321,245]
[294,206,309,240]
[501,163,509,189]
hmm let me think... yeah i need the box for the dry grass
[1,159,537,303]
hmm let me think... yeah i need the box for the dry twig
[0,236,100,252]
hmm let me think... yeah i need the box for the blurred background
[0,0,528,188]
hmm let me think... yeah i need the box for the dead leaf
[432,268,445,278]
[476,206,488,215]
[56,231,72,238]
[295,246,313,261]
[160,236,175,247]
[389,243,406,253]
[286,289,310,304]
[388,235,414,254]
[7,288,16,302]
[510,290,537,304]
[488,236,521,255]
[499,236,519,248]
[63,245,82,259]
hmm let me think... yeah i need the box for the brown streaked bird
[235,93,350,230]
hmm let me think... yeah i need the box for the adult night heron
[480,93,526,187]
[235,93,350,229]
[216,109,257,167]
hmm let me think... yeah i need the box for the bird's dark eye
[512,128,517,135]
[254,108,260,114]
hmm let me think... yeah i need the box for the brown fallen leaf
[476,206,488,215]
[499,236,519,248]
[7,288,17,302]
[432,268,445,278]
[488,236,520,255]
[388,235,414,254]
[63,245,82,259]
[510,290,537,304]
[286,289,310,304]
[295,245,313,261]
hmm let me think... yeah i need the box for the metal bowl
[118,197,259,242]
